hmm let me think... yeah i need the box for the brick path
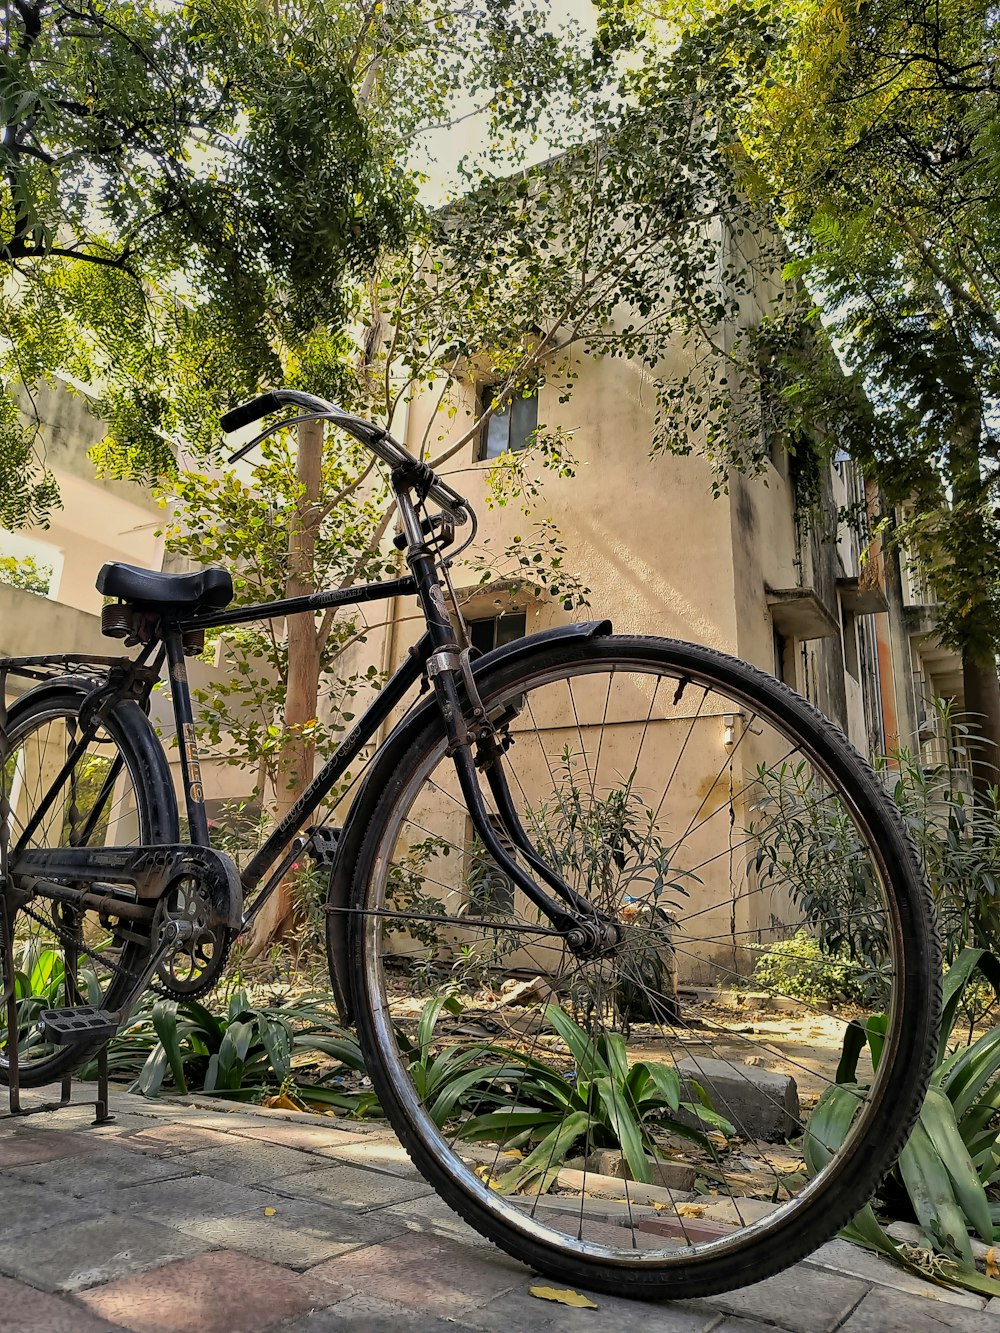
[1,1088,999,1332]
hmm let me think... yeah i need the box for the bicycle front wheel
[1,681,177,1086]
[346,635,939,1299]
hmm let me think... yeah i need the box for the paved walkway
[1,1086,999,1333]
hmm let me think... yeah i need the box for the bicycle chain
[17,896,229,1001]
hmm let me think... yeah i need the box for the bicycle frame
[166,576,429,931]
[156,478,594,940]
[3,476,603,975]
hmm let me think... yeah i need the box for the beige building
[3,345,963,983]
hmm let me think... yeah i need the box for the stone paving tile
[839,1286,1000,1331]
[713,1322,785,1332]
[118,1123,239,1157]
[461,1287,715,1332]
[0,1173,99,1237]
[687,1264,871,1332]
[274,1294,480,1331]
[175,1198,407,1269]
[77,1250,343,1333]
[312,1137,421,1179]
[804,1238,986,1310]
[375,1192,497,1248]
[181,1139,320,1186]
[103,1173,288,1227]
[0,1213,210,1292]
[224,1122,376,1152]
[0,1127,102,1167]
[306,1229,526,1316]
[0,1273,120,1333]
[277,1162,434,1212]
[9,1143,191,1193]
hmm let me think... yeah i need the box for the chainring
[151,878,233,999]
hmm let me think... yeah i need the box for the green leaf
[836,1020,868,1084]
[151,999,188,1096]
[494,1111,591,1194]
[898,1120,974,1269]
[939,950,1000,1061]
[594,1076,651,1184]
[804,1083,865,1175]
[543,1005,609,1080]
[920,1088,993,1244]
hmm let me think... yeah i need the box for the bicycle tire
[1,680,178,1086]
[343,634,940,1299]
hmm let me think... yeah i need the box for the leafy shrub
[749,701,1000,989]
[130,990,367,1104]
[751,931,869,1005]
[456,1004,734,1194]
[806,948,1000,1294]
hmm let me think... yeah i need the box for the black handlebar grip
[220,391,284,433]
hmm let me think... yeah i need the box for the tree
[639,0,1000,780]
[0,0,411,527]
[1,0,588,942]
[0,554,51,595]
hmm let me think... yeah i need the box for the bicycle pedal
[304,824,342,867]
[39,1006,119,1045]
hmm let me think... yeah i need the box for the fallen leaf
[263,1207,277,1217]
[529,1286,598,1309]
[988,1248,1000,1280]
[676,1204,705,1218]
[263,1094,301,1112]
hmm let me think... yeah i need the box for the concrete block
[699,1264,869,1332]
[677,1055,799,1141]
[277,1161,434,1212]
[809,1235,985,1309]
[555,1167,695,1206]
[583,1148,696,1192]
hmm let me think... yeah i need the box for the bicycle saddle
[96,562,234,610]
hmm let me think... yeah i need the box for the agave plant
[805,947,1000,1295]
[456,1003,734,1195]
[133,990,368,1102]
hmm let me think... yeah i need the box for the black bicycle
[0,388,939,1299]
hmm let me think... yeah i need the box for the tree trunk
[247,417,324,951]
[962,652,1000,796]
[947,405,1000,794]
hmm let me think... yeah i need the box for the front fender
[325,618,612,1024]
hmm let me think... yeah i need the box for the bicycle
[0,388,940,1299]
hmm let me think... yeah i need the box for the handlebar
[220,389,469,523]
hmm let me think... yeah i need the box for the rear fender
[325,619,612,1024]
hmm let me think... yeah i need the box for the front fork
[394,479,618,959]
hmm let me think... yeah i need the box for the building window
[468,610,526,656]
[476,385,538,461]
[773,625,796,688]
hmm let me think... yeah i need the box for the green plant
[805,947,1000,1295]
[749,760,889,1000]
[131,990,366,1103]
[0,554,51,596]
[385,835,452,951]
[874,703,1000,961]
[750,931,869,1006]
[749,711,1000,992]
[456,1004,734,1195]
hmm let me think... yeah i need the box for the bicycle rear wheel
[345,635,939,1299]
[1,681,177,1086]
